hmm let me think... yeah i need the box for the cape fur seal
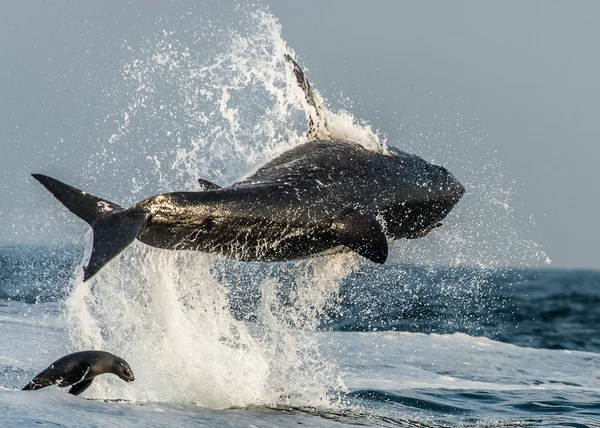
[22,350,135,396]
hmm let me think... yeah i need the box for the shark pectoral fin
[331,209,388,264]
[197,179,221,191]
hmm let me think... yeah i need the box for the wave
[0,245,80,303]
[4,245,600,354]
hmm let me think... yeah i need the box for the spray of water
[64,8,368,408]
[61,5,546,409]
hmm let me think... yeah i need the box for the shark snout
[447,174,465,203]
[429,165,465,204]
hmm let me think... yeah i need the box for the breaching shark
[33,55,464,281]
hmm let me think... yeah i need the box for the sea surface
[3,5,598,427]
[1,245,599,427]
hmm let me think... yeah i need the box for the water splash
[65,8,365,408]
[66,245,359,406]
[62,4,547,409]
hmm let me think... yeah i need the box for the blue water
[1,245,599,427]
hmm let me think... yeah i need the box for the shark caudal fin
[284,54,331,140]
[32,174,147,281]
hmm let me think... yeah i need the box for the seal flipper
[22,377,52,391]
[331,209,388,264]
[23,362,90,392]
[198,178,221,191]
[68,378,94,396]
[32,174,148,281]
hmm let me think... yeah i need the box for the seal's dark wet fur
[23,350,134,396]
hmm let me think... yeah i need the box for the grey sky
[1,1,599,269]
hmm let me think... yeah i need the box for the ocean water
[4,5,598,427]
[1,246,600,427]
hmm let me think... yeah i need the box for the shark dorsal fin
[197,179,221,191]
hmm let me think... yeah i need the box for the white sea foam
[332,331,600,393]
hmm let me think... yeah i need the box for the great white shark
[33,55,464,281]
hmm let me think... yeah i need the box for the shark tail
[32,174,147,281]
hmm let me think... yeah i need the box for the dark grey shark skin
[31,56,464,281]
[22,350,135,396]
[32,140,463,281]
[137,140,464,257]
